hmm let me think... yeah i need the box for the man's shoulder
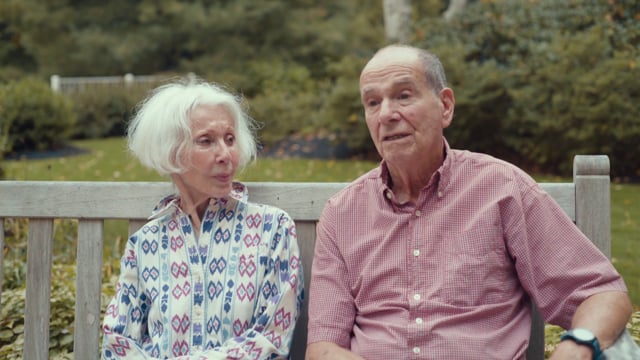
[328,166,381,203]
[451,149,534,182]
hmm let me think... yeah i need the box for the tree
[383,0,412,43]
[443,0,467,22]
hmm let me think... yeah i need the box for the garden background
[1,0,639,358]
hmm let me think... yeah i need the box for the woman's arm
[102,234,155,359]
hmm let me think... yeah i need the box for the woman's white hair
[127,77,258,175]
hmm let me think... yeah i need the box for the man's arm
[549,290,632,359]
[306,342,365,360]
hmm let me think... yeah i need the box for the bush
[245,60,325,146]
[414,0,640,177]
[69,86,149,140]
[0,77,76,154]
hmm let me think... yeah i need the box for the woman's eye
[196,137,211,145]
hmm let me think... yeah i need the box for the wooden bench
[0,155,611,359]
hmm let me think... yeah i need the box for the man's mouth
[384,134,408,141]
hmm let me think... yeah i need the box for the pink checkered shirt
[307,141,626,360]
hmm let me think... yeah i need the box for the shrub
[414,0,640,177]
[68,86,149,140]
[0,77,76,154]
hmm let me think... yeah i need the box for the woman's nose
[215,142,231,164]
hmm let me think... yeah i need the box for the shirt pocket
[438,222,517,307]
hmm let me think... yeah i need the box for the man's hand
[305,342,365,360]
[549,340,593,360]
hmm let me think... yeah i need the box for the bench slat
[291,221,316,357]
[0,181,348,221]
[0,217,4,312]
[0,181,575,221]
[74,219,104,360]
[24,218,54,360]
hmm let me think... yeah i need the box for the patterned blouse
[102,183,304,359]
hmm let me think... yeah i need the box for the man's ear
[440,88,455,129]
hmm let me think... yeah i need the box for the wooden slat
[74,219,104,360]
[291,221,317,359]
[0,217,4,313]
[128,219,148,236]
[0,181,347,221]
[24,218,54,360]
[573,155,611,257]
[541,183,575,221]
[0,181,573,221]
[527,304,545,360]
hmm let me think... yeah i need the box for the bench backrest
[0,155,611,360]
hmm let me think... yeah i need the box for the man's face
[359,48,453,170]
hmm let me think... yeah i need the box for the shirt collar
[378,137,453,201]
[148,181,248,220]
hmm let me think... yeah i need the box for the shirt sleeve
[306,199,356,348]
[201,210,304,359]
[504,178,627,329]
[102,233,156,359]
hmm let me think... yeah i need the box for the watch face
[572,328,595,341]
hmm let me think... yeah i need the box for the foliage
[68,85,150,139]
[0,77,76,154]
[413,0,640,177]
[1,0,640,176]
[0,262,117,359]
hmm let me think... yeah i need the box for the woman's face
[174,104,240,204]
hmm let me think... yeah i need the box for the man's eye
[225,135,235,145]
[367,100,379,107]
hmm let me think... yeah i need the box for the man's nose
[379,99,399,124]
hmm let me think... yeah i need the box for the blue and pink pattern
[102,183,303,359]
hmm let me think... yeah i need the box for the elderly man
[306,44,632,360]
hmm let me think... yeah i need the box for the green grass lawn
[3,137,639,307]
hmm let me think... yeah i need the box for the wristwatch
[560,328,604,360]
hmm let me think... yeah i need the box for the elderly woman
[102,78,304,359]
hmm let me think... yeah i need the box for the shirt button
[413,294,421,301]
[416,318,423,324]
[415,210,421,216]
[437,191,443,198]
[385,191,392,199]
[413,347,420,354]
[413,249,420,257]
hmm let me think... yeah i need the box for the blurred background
[1,0,639,178]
